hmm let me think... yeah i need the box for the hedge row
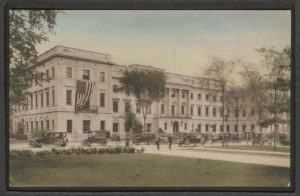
[9,146,142,158]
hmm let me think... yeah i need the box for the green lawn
[10,154,290,187]
[209,144,290,153]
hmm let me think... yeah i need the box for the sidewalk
[140,144,290,168]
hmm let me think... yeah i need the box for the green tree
[125,107,142,134]
[9,10,61,107]
[120,69,166,133]
[256,47,291,150]
[240,66,269,145]
[204,56,237,147]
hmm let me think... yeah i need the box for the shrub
[91,148,98,154]
[15,134,27,140]
[128,147,135,153]
[113,147,122,154]
[36,150,50,157]
[98,148,106,154]
[64,149,72,155]
[51,148,58,153]
[21,150,34,157]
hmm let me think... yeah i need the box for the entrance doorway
[173,121,179,133]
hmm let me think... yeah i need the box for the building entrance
[173,121,179,133]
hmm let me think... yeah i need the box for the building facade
[11,46,266,142]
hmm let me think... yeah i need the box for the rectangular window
[46,120,49,130]
[41,121,44,130]
[147,123,151,132]
[52,90,55,106]
[251,124,255,132]
[220,125,224,132]
[242,125,246,132]
[113,85,118,92]
[197,124,201,132]
[100,121,105,131]
[66,90,72,105]
[243,110,246,117]
[66,67,72,78]
[30,94,33,109]
[198,94,201,100]
[190,93,193,100]
[35,94,38,108]
[220,96,223,102]
[205,107,209,116]
[251,109,255,117]
[213,96,216,102]
[227,108,230,117]
[206,94,209,101]
[181,106,185,115]
[190,106,193,115]
[205,124,209,132]
[83,120,90,133]
[171,90,176,97]
[46,70,49,78]
[235,108,239,117]
[46,91,49,106]
[36,121,38,130]
[125,102,130,112]
[31,121,33,132]
[161,104,165,114]
[52,120,54,131]
[234,125,238,132]
[67,120,72,133]
[100,72,105,82]
[136,105,141,113]
[52,67,55,78]
[220,108,224,117]
[40,93,43,107]
[198,106,201,116]
[182,91,185,98]
[83,70,90,80]
[226,125,230,132]
[113,123,118,132]
[164,123,167,130]
[113,101,118,112]
[184,123,187,130]
[26,122,28,133]
[212,125,216,132]
[171,105,175,115]
[213,108,216,117]
[100,93,105,107]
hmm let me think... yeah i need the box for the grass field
[209,144,290,153]
[10,153,290,187]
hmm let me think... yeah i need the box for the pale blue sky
[37,10,291,79]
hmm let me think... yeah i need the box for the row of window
[21,120,55,133]
[66,67,106,82]
[66,120,152,133]
[171,90,221,102]
[161,104,255,117]
[162,122,255,132]
[19,89,55,111]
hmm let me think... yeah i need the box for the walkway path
[140,145,290,168]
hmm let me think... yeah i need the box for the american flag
[75,80,96,112]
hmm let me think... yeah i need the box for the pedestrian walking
[168,136,172,150]
[155,135,160,150]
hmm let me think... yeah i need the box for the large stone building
[11,45,268,142]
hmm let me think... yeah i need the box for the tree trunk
[260,125,263,146]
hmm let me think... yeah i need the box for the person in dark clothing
[168,136,173,150]
[155,135,160,150]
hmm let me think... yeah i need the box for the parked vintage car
[81,130,108,147]
[29,131,68,147]
[176,132,202,146]
[132,132,155,145]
